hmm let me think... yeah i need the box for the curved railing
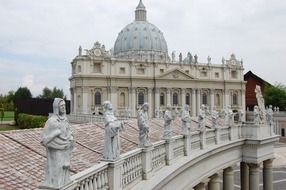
[61,122,278,190]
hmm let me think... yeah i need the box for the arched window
[119,92,125,107]
[160,93,165,106]
[95,92,101,106]
[173,92,178,105]
[186,93,190,105]
[202,93,207,105]
[215,94,220,106]
[138,92,144,105]
[233,93,238,105]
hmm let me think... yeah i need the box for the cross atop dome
[135,0,147,21]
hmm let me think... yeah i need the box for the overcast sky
[0,0,286,98]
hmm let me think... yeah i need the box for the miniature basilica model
[69,0,245,117]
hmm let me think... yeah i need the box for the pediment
[157,68,196,80]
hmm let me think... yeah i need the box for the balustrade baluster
[89,177,94,190]
[97,173,102,189]
[104,169,109,189]
[93,175,98,190]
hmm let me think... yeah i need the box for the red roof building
[244,71,270,111]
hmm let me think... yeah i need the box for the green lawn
[0,125,19,131]
[2,111,14,121]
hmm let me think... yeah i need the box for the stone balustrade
[59,121,279,190]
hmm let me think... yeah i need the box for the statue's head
[184,105,189,111]
[166,104,171,110]
[103,101,112,111]
[254,105,258,110]
[53,98,66,116]
[142,103,149,111]
[269,105,272,109]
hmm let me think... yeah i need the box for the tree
[51,87,65,99]
[14,87,32,99]
[39,87,53,99]
[39,87,65,99]
[264,83,286,111]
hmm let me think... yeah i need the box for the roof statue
[254,85,267,124]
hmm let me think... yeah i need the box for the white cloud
[21,75,45,96]
[0,0,286,96]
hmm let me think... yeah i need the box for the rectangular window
[215,72,219,78]
[160,94,165,105]
[231,71,237,78]
[200,71,207,77]
[137,68,145,74]
[93,63,101,73]
[119,67,125,74]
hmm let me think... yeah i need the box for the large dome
[113,0,169,61]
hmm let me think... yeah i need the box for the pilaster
[167,88,171,106]
[148,88,153,118]
[197,89,201,114]
[181,88,186,106]
[192,89,196,116]
[210,89,215,111]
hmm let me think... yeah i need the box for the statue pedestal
[142,146,154,180]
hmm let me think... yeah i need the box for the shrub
[17,113,48,129]
[0,108,4,121]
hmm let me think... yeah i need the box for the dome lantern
[135,0,147,21]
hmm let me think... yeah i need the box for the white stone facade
[69,1,246,117]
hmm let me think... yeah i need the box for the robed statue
[40,98,74,189]
[137,103,152,147]
[103,101,125,161]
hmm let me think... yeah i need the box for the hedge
[17,113,48,129]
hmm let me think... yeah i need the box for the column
[194,182,206,190]
[197,89,201,114]
[249,163,260,190]
[111,87,117,111]
[240,162,249,190]
[223,167,234,190]
[224,90,229,106]
[128,88,132,112]
[263,159,273,190]
[82,87,88,113]
[148,88,153,118]
[154,88,160,117]
[208,173,220,190]
[131,88,136,117]
[210,89,215,111]
[181,88,186,106]
[241,89,246,121]
[167,88,171,106]
[192,89,196,116]
[73,89,77,113]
